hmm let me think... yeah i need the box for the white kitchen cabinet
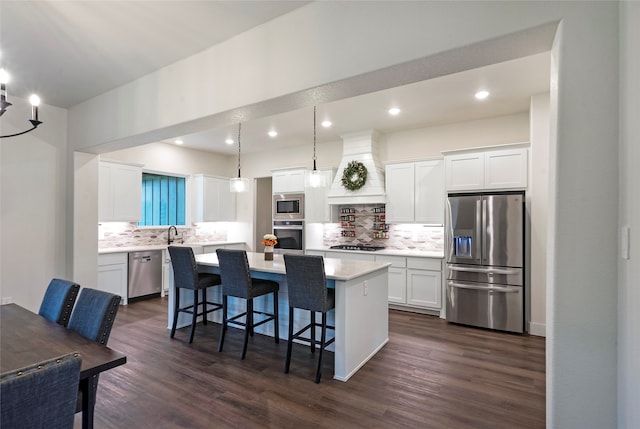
[99,160,142,222]
[484,148,528,189]
[406,257,442,310]
[98,252,127,304]
[385,159,444,225]
[385,163,415,223]
[375,255,407,304]
[305,169,338,223]
[272,168,306,194]
[444,146,528,191]
[193,174,236,222]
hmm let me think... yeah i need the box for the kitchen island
[168,252,390,381]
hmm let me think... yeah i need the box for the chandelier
[0,68,43,139]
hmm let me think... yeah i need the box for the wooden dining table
[0,303,127,429]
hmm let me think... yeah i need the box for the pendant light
[229,123,249,193]
[307,106,326,188]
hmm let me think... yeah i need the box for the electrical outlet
[363,281,368,296]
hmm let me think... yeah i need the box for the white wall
[103,142,234,178]
[0,97,68,313]
[618,2,640,428]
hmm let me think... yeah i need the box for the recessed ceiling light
[174,139,184,145]
[321,120,332,128]
[268,130,278,138]
[475,90,490,100]
[225,138,234,145]
[388,107,401,116]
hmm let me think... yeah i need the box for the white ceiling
[0,1,550,156]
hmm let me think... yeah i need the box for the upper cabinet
[444,145,528,192]
[272,168,306,194]
[305,169,338,223]
[99,160,142,222]
[385,159,444,225]
[193,174,236,222]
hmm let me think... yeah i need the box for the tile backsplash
[322,205,444,252]
[98,222,228,249]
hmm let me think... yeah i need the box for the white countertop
[98,241,245,254]
[306,246,444,259]
[196,252,391,282]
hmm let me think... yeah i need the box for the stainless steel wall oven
[273,220,304,254]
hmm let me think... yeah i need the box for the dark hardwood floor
[81,297,545,429]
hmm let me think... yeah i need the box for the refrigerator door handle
[449,265,521,276]
[475,199,482,261]
[481,198,487,263]
[448,281,520,294]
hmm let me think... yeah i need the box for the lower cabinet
[406,257,442,309]
[307,250,443,314]
[98,253,128,305]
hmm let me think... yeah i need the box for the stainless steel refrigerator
[445,191,525,333]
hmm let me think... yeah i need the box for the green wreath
[341,160,368,191]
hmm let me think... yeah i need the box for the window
[138,173,186,226]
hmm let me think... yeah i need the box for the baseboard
[528,321,546,337]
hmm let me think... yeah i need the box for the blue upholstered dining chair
[67,288,121,415]
[38,278,81,327]
[216,249,280,360]
[283,254,335,383]
[0,352,82,429]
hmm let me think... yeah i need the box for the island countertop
[196,252,391,282]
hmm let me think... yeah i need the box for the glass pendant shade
[230,177,249,193]
[307,169,326,188]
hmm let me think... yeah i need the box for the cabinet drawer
[375,255,406,268]
[407,257,441,271]
[98,252,128,266]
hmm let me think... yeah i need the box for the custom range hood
[327,130,386,205]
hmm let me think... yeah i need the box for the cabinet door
[272,169,305,194]
[407,268,442,309]
[112,163,142,221]
[98,163,113,221]
[98,264,127,302]
[196,176,236,222]
[99,162,142,222]
[444,153,484,191]
[387,267,407,304]
[385,163,415,223]
[414,160,444,225]
[484,148,528,189]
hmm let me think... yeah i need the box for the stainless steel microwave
[273,193,304,220]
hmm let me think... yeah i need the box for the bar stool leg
[284,307,294,373]
[189,289,199,344]
[273,291,279,343]
[170,287,180,338]
[218,295,228,352]
[316,312,327,383]
[202,289,207,325]
[241,299,253,360]
[310,310,315,354]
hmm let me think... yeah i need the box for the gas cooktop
[329,245,386,252]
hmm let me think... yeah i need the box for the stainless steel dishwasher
[128,250,162,300]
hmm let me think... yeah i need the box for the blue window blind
[139,173,186,226]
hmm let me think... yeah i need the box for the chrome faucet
[167,225,178,245]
